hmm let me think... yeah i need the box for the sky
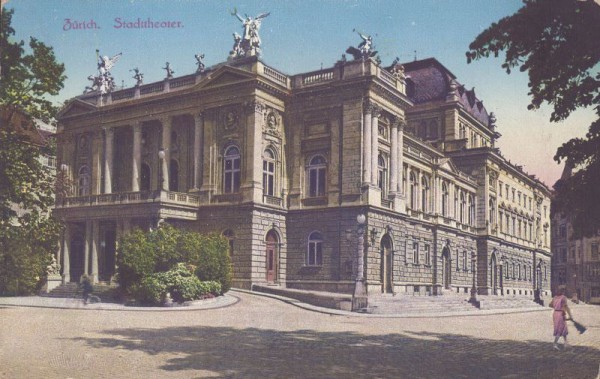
[4,0,595,187]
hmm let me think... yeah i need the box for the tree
[0,7,66,294]
[1,8,66,124]
[466,0,600,237]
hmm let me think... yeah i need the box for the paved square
[1,292,599,378]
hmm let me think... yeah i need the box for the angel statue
[346,29,379,61]
[163,62,174,79]
[195,53,206,73]
[97,51,122,75]
[131,67,144,86]
[230,8,270,55]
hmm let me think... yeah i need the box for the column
[390,118,398,194]
[160,117,171,191]
[103,127,114,194]
[91,131,102,194]
[371,108,380,186]
[62,224,71,283]
[242,100,264,203]
[132,122,142,192]
[193,112,204,190]
[397,120,405,194]
[362,102,372,185]
[84,221,91,278]
[91,220,99,283]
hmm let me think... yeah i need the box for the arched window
[170,130,179,151]
[78,166,90,196]
[377,154,387,197]
[421,176,430,213]
[409,171,417,210]
[468,194,475,225]
[224,146,241,193]
[141,163,151,191]
[169,159,179,191]
[307,155,326,197]
[441,182,449,217]
[263,149,276,196]
[307,231,323,266]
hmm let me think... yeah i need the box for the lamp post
[534,260,542,304]
[469,252,479,306]
[352,213,368,311]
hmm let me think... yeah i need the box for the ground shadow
[73,324,600,378]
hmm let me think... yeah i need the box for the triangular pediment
[195,66,256,90]
[438,157,460,174]
[57,99,97,119]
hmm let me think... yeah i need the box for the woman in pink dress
[550,287,572,350]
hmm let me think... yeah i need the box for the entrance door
[266,231,278,283]
[442,247,451,289]
[70,234,85,282]
[380,235,393,293]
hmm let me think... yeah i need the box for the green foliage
[467,0,600,237]
[1,8,66,124]
[117,225,231,303]
[0,128,54,223]
[0,211,61,295]
[135,263,222,305]
[190,233,232,294]
[116,229,157,290]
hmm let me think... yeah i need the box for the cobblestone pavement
[1,291,599,378]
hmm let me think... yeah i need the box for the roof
[402,58,490,128]
[0,105,53,147]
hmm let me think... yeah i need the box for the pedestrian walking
[550,286,572,350]
[81,275,93,305]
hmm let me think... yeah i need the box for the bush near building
[117,225,231,304]
[0,211,61,296]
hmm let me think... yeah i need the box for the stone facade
[53,52,552,299]
[551,165,600,304]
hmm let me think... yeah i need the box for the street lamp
[352,213,368,311]
[469,252,479,306]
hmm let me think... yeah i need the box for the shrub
[135,264,221,305]
[191,233,232,294]
[117,225,232,303]
[116,229,156,290]
[0,212,60,296]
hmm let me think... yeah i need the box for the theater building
[53,41,552,298]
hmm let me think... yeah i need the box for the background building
[53,38,552,299]
[551,165,600,304]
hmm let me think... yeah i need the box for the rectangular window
[592,244,599,260]
[499,181,503,197]
[413,242,419,264]
[307,241,323,266]
[462,251,467,271]
[425,245,431,266]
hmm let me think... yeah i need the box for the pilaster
[132,122,142,192]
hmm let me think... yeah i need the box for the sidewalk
[0,293,239,311]
[233,288,553,318]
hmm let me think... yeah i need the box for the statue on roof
[346,29,379,62]
[230,8,270,57]
[195,53,206,73]
[163,62,174,79]
[131,67,144,86]
[84,50,121,94]
[229,32,244,59]
[98,52,122,75]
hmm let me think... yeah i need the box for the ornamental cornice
[244,99,266,115]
